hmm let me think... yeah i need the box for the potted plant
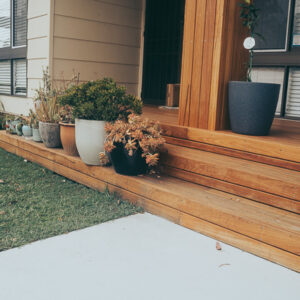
[5,115,22,135]
[99,114,165,176]
[21,115,33,137]
[0,101,5,130]
[228,0,280,136]
[34,71,61,148]
[16,122,23,136]
[28,109,42,142]
[59,105,79,156]
[59,78,143,165]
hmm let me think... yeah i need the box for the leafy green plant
[99,114,165,172]
[58,78,143,122]
[240,0,261,82]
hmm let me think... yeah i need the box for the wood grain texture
[162,144,300,201]
[164,166,300,214]
[179,0,248,130]
[161,123,300,163]
[164,136,300,172]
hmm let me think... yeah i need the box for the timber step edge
[162,144,300,213]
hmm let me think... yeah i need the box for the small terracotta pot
[60,123,79,156]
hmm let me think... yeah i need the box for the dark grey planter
[39,122,61,148]
[228,81,280,136]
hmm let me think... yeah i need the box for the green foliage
[58,78,143,122]
[59,105,75,124]
[240,1,259,36]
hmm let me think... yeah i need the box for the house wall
[52,0,144,96]
[0,0,52,115]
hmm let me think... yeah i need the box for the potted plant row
[59,78,143,165]
[228,0,280,136]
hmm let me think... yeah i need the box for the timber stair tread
[162,144,300,202]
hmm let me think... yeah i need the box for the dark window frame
[0,0,27,97]
[253,0,300,120]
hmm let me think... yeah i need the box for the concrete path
[0,213,299,300]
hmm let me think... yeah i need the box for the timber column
[178,0,248,130]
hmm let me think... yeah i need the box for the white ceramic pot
[75,119,106,165]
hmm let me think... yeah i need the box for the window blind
[13,58,26,95]
[0,0,10,48]
[252,68,285,116]
[286,69,300,118]
[13,0,27,47]
[0,60,11,94]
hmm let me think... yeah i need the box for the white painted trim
[49,0,55,77]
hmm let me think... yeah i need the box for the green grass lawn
[0,148,143,251]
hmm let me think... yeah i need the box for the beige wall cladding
[54,0,142,28]
[53,60,139,84]
[53,38,140,65]
[53,0,143,96]
[54,15,140,47]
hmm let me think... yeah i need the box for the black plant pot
[109,143,148,176]
[228,81,280,136]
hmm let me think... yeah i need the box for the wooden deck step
[0,131,300,272]
[162,144,300,213]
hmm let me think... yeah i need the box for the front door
[141,0,185,105]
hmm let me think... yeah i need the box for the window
[0,0,27,96]
[253,0,300,120]
[0,0,10,48]
[254,0,291,51]
[292,0,300,46]
[13,0,27,47]
[252,68,285,116]
[286,69,300,118]
[0,60,11,94]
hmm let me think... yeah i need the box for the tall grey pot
[228,81,280,136]
[39,122,61,148]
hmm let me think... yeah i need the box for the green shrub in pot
[58,78,143,165]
